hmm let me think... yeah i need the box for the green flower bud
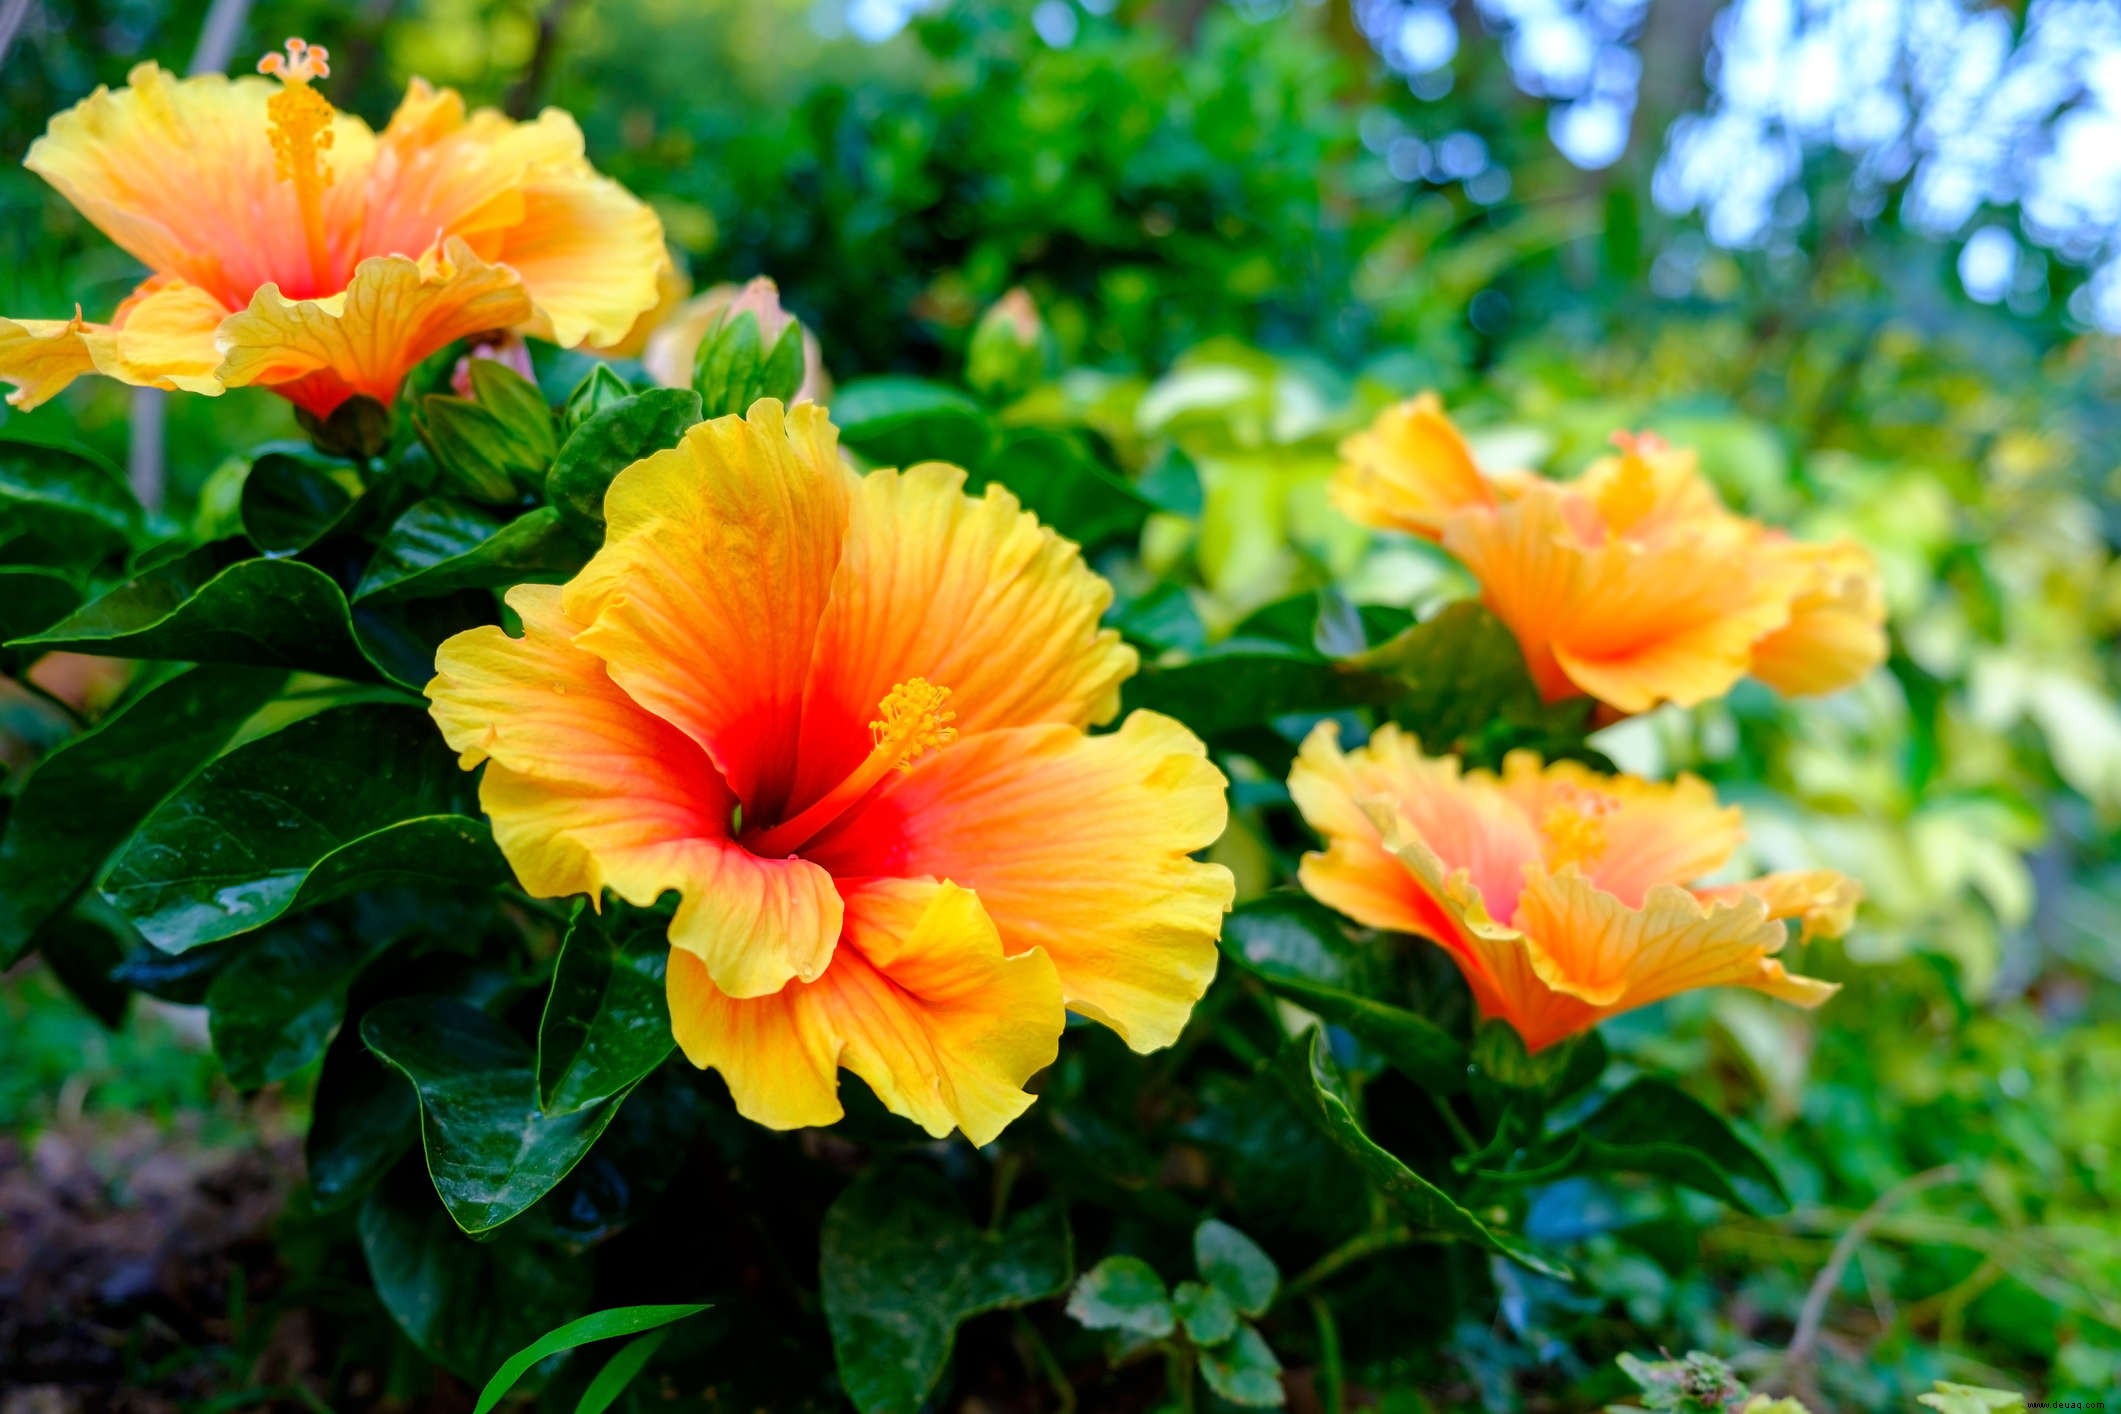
[965,288,1048,403]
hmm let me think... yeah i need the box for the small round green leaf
[1066,1255,1176,1338]
[1194,1219,1277,1318]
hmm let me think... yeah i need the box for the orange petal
[809,711,1233,1053]
[786,462,1136,810]
[427,584,841,999]
[1331,393,1495,540]
[565,401,858,821]
[0,279,229,408]
[1697,868,1861,943]
[1440,483,1587,702]
[27,63,375,308]
[1497,752,1744,907]
[1748,538,1887,696]
[0,314,100,410]
[667,878,1064,1144]
[1289,721,1541,938]
[215,238,532,415]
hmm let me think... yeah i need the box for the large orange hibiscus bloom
[427,401,1234,1143]
[0,38,663,417]
[1290,721,1851,1052]
[1334,395,1887,713]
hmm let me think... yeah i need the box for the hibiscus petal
[566,402,858,821]
[666,878,1064,1145]
[216,237,533,415]
[26,63,375,309]
[1331,392,1495,540]
[808,711,1232,1052]
[1747,539,1887,696]
[0,279,229,409]
[788,462,1136,810]
[1496,753,1744,908]
[1697,868,1861,943]
[428,584,841,999]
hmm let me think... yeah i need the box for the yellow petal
[216,237,532,416]
[809,712,1231,1052]
[500,169,668,350]
[1497,752,1744,907]
[786,462,1136,809]
[565,401,858,821]
[590,250,690,359]
[1289,721,1541,938]
[667,878,1064,1144]
[1440,483,1587,702]
[0,314,100,410]
[27,62,375,308]
[1331,393,1495,540]
[427,584,842,999]
[1697,868,1861,943]
[1748,539,1887,696]
[0,278,230,408]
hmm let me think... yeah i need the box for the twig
[1014,1313,1077,1414]
[1785,1164,1962,1375]
[1283,1224,1429,1299]
[0,0,35,72]
[1310,1295,1345,1414]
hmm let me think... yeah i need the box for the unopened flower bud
[657,277,823,416]
[966,288,1047,403]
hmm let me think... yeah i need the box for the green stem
[1014,1313,1077,1414]
[1165,1342,1197,1414]
[987,1151,1022,1233]
[1310,1295,1345,1414]
[1431,1091,1479,1153]
[1284,1224,1421,1299]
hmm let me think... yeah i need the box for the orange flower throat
[258,38,337,294]
[745,678,958,858]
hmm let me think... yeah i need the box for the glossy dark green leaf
[1352,601,1595,765]
[830,376,994,469]
[37,903,133,1029]
[351,588,497,689]
[110,934,252,1004]
[358,1172,590,1379]
[308,1025,419,1211]
[1234,591,1412,656]
[564,364,633,431]
[821,1163,1072,1414]
[0,437,142,571]
[10,547,377,680]
[0,665,282,963]
[472,1302,709,1414]
[1221,895,1466,1093]
[1198,1322,1285,1407]
[355,501,589,605]
[363,996,640,1234]
[1121,646,1372,739]
[1065,1256,1174,1337]
[0,568,83,672]
[1570,1077,1789,1215]
[573,1331,672,1414]
[1279,1029,1567,1278]
[972,429,1152,549]
[240,453,361,555]
[206,914,385,1089]
[1173,1279,1237,1346]
[1109,582,1207,655]
[101,703,498,952]
[1137,444,1205,518]
[547,388,703,527]
[1195,1219,1277,1317]
[537,912,674,1115]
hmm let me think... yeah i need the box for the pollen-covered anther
[870,677,958,772]
[1540,788,1616,872]
[258,37,331,83]
[257,38,339,289]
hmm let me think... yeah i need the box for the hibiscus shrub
[0,41,1882,1414]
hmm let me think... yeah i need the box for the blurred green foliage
[0,0,2116,1410]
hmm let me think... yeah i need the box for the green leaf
[10,547,378,680]
[1065,1255,1174,1338]
[206,914,384,1089]
[537,911,674,1115]
[1198,1322,1285,1407]
[239,452,361,556]
[1121,646,1370,740]
[358,1174,590,1380]
[1221,895,1466,1094]
[821,1163,1072,1414]
[1108,582,1206,655]
[467,358,560,467]
[472,1303,709,1414]
[37,903,133,1029]
[0,568,83,672]
[110,934,252,1004]
[1172,1279,1237,1346]
[546,388,703,527]
[1194,1219,1277,1317]
[972,429,1152,549]
[1137,445,1204,518]
[363,996,641,1233]
[1351,602,1596,765]
[100,703,500,952]
[416,395,528,502]
[1570,1078,1790,1215]
[308,1026,418,1211]
[354,501,590,604]
[564,364,633,431]
[351,588,498,689]
[830,377,994,469]
[1278,1029,1567,1278]
[572,1330,672,1414]
[0,437,141,571]
[1918,1382,2026,1414]
[0,664,282,963]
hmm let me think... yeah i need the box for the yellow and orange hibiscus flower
[1333,395,1887,714]
[1289,721,1852,1052]
[0,38,664,418]
[426,399,1234,1143]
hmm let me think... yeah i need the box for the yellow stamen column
[258,38,337,295]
